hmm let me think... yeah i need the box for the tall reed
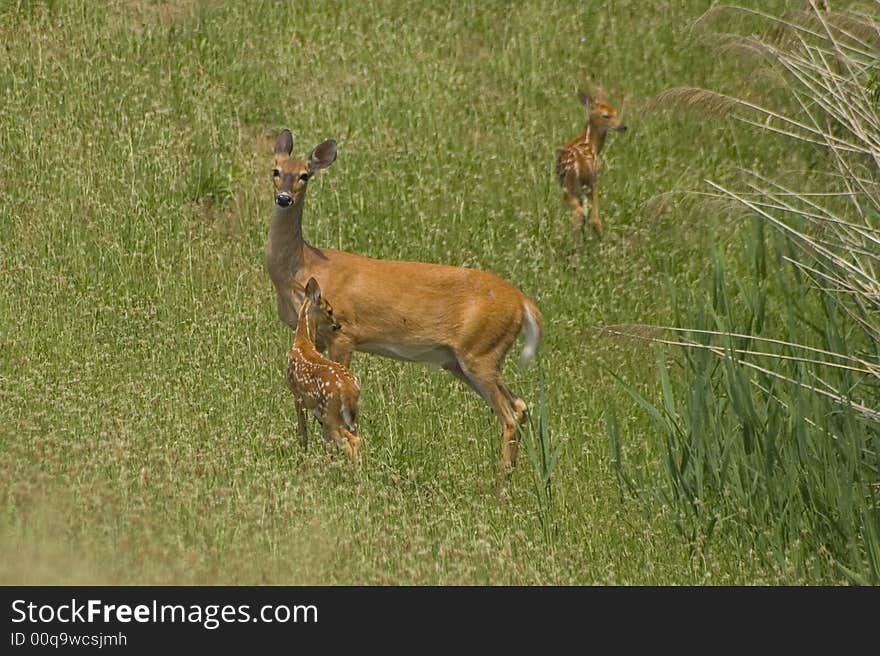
[612,1,880,583]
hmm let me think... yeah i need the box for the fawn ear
[305,277,321,302]
[309,139,337,171]
[274,129,293,157]
[593,85,607,104]
[577,89,591,112]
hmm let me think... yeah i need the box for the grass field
[0,0,868,584]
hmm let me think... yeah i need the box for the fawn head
[301,277,341,339]
[272,129,337,208]
[579,87,628,134]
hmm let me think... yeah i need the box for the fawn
[556,87,627,238]
[285,277,361,464]
[266,130,543,482]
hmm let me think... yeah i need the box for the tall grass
[521,372,565,543]
[612,2,880,583]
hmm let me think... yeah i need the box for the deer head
[578,87,628,133]
[298,277,341,344]
[272,129,338,208]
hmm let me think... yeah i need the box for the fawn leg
[563,190,585,235]
[562,170,586,237]
[324,420,355,462]
[340,428,361,465]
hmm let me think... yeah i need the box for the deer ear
[305,277,321,302]
[274,129,293,156]
[593,85,607,103]
[309,139,337,171]
[577,89,591,112]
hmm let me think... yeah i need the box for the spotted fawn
[556,87,627,238]
[285,277,361,463]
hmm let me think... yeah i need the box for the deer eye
[272,168,281,177]
[299,172,310,181]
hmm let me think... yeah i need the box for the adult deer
[265,129,544,480]
[556,86,627,238]
[286,277,361,464]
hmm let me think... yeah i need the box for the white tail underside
[519,303,541,366]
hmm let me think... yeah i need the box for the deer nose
[275,192,292,207]
[618,124,629,132]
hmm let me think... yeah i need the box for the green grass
[0,0,833,584]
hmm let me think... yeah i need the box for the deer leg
[458,359,520,480]
[494,381,522,471]
[563,190,585,238]
[294,400,309,450]
[561,169,585,236]
[589,183,603,238]
[499,380,528,426]
[446,359,524,427]
[443,360,481,394]
[324,418,357,463]
[337,397,361,465]
[321,423,338,461]
[489,381,521,480]
[340,427,361,465]
[328,335,355,368]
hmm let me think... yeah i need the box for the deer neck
[584,122,607,155]
[266,201,306,294]
[292,303,319,354]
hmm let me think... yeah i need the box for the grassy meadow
[0,0,873,584]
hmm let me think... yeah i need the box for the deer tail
[519,299,544,366]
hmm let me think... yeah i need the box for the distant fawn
[266,129,543,482]
[286,277,361,464]
[556,87,627,238]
